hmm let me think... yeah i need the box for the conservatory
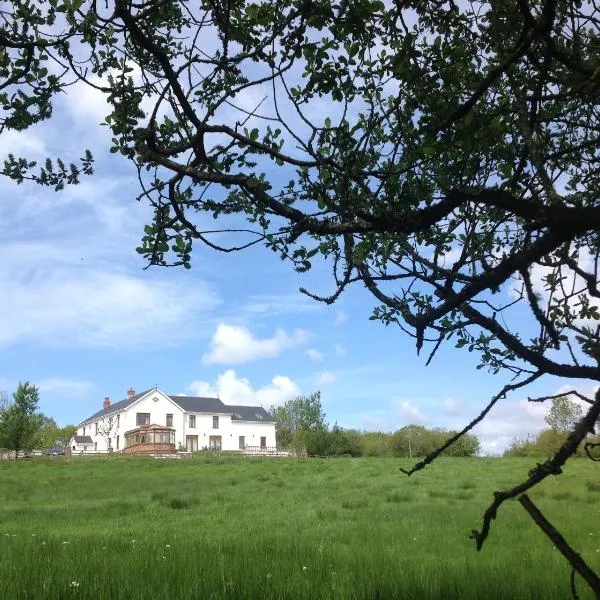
[123,424,176,454]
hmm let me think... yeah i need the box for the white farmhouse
[69,387,276,455]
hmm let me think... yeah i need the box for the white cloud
[393,399,426,424]
[1,128,46,158]
[334,343,347,357]
[306,348,324,361]
[67,77,112,126]
[472,399,548,455]
[37,378,95,398]
[0,246,219,349]
[333,311,347,326]
[188,369,300,407]
[443,397,463,416]
[238,294,322,317]
[202,323,309,365]
[315,370,336,386]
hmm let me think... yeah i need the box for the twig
[400,372,542,475]
[528,390,596,405]
[471,388,600,551]
[519,494,600,597]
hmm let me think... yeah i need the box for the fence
[242,445,307,457]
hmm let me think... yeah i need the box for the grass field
[0,455,599,599]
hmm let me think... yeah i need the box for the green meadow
[1,456,599,599]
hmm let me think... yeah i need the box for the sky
[0,59,596,456]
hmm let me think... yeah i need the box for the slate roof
[228,405,275,422]
[169,395,228,413]
[73,435,93,444]
[79,388,153,426]
[78,389,273,426]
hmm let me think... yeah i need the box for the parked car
[45,448,65,456]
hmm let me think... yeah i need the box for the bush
[361,432,392,457]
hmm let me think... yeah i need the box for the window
[117,414,120,428]
[260,436,267,448]
[94,442,97,451]
[239,436,245,450]
[209,436,222,451]
[166,414,173,427]
[189,415,196,428]
[213,415,219,429]
[95,423,98,434]
[116,435,120,450]
[136,413,150,426]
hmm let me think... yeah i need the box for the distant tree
[295,428,332,456]
[535,428,569,457]
[361,432,392,457]
[54,425,77,450]
[34,414,59,450]
[0,382,40,458]
[503,436,541,458]
[442,430,480,457]
[390,425,433,458]
[391,425,480,458]
[326,425,363,457]
[545,396,584,433]
[271,392,327,447]
[33,418,77,451]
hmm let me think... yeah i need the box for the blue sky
[0,74,594,455]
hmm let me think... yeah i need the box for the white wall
[76,388,276,453]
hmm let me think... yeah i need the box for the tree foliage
[0,382,40,458]
[544,395,583,433]
[34,416,77,451]
[0,0,94,188]
[390,425,480,458]
[3,0,600,590]
[271,391,327,447]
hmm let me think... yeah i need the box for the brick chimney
[127,388,136,399]
[103,397,111,409]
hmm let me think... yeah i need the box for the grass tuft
[585,480,600,492]
[385,491,413,503]
[152,491,197,510]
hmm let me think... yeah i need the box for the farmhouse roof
[228,405,274,422]
[78,388,273,425]
[73,435,93,444]
[79,388,153,426]
[169,395,228,413]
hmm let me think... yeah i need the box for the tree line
[504,396,600,459]
[0,383,76,458]
[270,392,480,458]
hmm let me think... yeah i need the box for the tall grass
[0,456,599,599]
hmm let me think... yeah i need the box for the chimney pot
[127,388,136,398]
[103,397,111,409]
